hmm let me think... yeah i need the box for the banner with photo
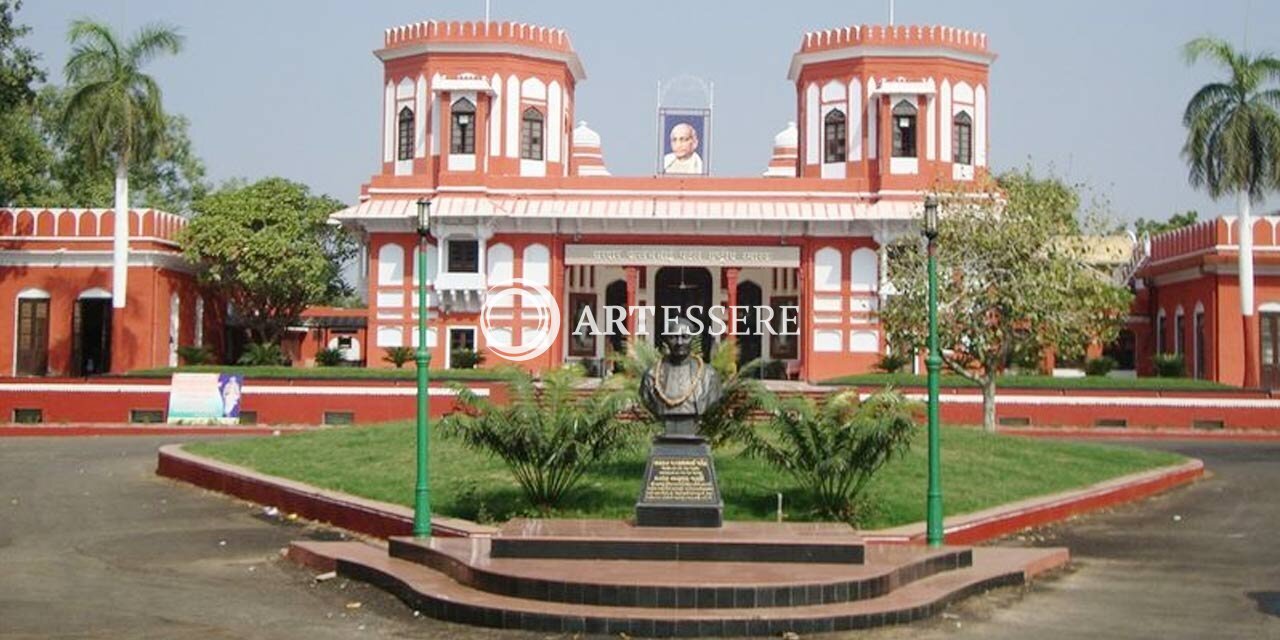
[167,372,244,425]
[657,108,710,176]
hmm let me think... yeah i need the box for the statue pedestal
[634,436,723,528]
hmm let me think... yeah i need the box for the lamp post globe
[413,198,432,537]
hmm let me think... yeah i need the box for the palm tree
[62,19,183,309]
[1182,36,1280,387]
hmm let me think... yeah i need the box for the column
[625,265,639,337]
[725,267,740,343]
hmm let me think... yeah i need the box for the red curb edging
[157,445,1204,546]
[864,459,1205,545]
[156,444,496,539]
[1,423,311,437]
[997,427,1280,441]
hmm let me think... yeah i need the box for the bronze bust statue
[639,317,723,439]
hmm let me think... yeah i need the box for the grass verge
[187,423,1185,529]
[822,372,1233,391]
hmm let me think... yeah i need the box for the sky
[16,0,1280,225]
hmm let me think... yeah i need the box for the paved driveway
[0,436,1276,639]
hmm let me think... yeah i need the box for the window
[568,293,597,357]
[823,110,846,163]
[397,106,415,161]
[448,328,477,369]
[450,98,475,154]
[1157,311,1167,353]
[446,239,479,273]
[769,296,800,359]
[1194,311,1205,379]
[953,112,973,165]
[891,100,918,158]
[520,107,544,160]
[1174,311,1185,355]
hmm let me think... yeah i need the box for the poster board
[167,373,244,425]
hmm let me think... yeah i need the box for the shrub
[177,345,213,366]
[740,388,917,523]
[439,365,642,511]
[237,342,286,366]
[875,352,911,374]
[314,347,345,367]
[382,346,415,368]
[1153,353,1185,378]
[1084,356,1117,377]
[450,348,484,370]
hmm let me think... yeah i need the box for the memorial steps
[288,519,1068,637]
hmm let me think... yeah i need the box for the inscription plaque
[642,456,716,503]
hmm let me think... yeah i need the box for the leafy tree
[35,85,208,212]
[1134,210,1199,238]
[440,365,644,512]
[60,18,183,307]
[181,177,356,345]
[995,168,1082,235]
[1181,36,1280,387]
[880,183,1134,432]
[0,0,43,111]
[738,389,917,523]
[0,0,53,206]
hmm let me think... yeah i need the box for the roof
[331,196,922,224]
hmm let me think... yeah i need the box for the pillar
[725,267,740,342]
[625,265,639,337]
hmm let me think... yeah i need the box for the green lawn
[187,422,1185,529]
[123,365,515,381]
[822,372,1233,391]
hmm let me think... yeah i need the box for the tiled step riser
[490,538,865,564]
[388,539,971,609]
[335,557,1024,637]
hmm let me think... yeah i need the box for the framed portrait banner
[657,108,710,176]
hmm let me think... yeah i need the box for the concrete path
[1,436,1277,639]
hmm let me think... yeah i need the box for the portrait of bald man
[662,121,705,174]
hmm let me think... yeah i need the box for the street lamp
[413,197,432,537]
[923,194,944,547]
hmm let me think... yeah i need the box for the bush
[382,346,415,368]
[450,348,484,370]
[439,365,643,511]
[238,342,286,366]
[1153,353,1185,378]
[314,347,345,367]
[875,352,911,374]
[177,345,213,366]
[740,388,917,523]
[1084,356,1117,377]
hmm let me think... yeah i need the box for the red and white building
[333,20,995,381]
[0,208,215,376]
[1131,215,1280,387]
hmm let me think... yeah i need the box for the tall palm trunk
[112,157,129,309]
[1237,190,1259,387]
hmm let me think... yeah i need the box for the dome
[762,121,799,178]
[571,121,609,176]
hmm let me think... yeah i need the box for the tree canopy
[880,179,1134,432]
[181,177,356,345]
[0,0,43,111]
[1134,210,1199,238]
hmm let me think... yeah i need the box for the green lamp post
[413,197,432,537]
[923,194,944,547]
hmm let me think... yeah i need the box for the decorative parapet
[799,24,989,55]
[383,20,573,54]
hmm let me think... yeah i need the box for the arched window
[450,98,476,154]
[953,111,973,166]
[823,109,846,163]
[397,106,415,161]
[520,107,544,160]
[891,100,918,158]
